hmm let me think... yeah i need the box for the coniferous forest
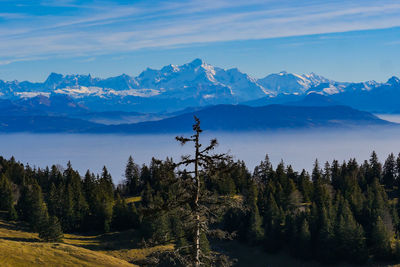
[2,119,400,266]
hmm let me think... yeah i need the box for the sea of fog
[2,122,400,184]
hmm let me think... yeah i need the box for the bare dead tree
[175,116,230,267]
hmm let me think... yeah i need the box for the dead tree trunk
[176,116,228,266]
[194,127,200,267]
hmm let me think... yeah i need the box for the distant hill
[329,77,400,113]
[284,93,341,107]
[0,116,99,133]
[91,104,392,134]
[0,98,394,133]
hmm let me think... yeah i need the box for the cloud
[2,0,400,64]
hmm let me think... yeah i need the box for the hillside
[0,115,100,133]
[0,217,171,267]
[93,104,392,133]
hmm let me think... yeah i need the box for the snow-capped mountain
[257,71,349,95]
[0,59,269,104]
[135,58,269,101]
[0,59,399,113]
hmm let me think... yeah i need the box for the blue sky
[1,0,400,82]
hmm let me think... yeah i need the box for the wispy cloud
[2,0,400,64]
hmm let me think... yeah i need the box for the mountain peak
[189,58,204,67]
[45,72,63,82]
[44,72,64,89]
[387,76,400,85]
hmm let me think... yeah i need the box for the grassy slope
[0,219,172,267]
[0,220,135,267]
[0,240,135,267]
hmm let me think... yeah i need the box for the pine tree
[100,166,114,199]
[125,156,140,195]
[96,166,115,232]
[317,206,335,263]
[368,151,382,184]
[0,174,17,220]
[334,199,367,263]
[175,116,230,266]
[383,153,396,189]
[297,217,311,259]
[323,161,331,183]
[263,193,281,251]
[62,183,75,231]
[298,170,313,202]
[253,154,272,185]
[47,183,59,217]
[39,215,64,242]
[153,212,170,243]
[331,160,341,190]
[171,212,190,255]
[112,194,138,230]
[83,171,97,214]
[246,182,264,242]
[20,183,49,231]
[312,159,323,184]
[370,216,392,260]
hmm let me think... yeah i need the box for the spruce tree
[112,194,138,230]
[0,174,17,220]
[125,156,140,195]
[317,206,335,263]
[246,182,264,242]
[312,159,323,184]
[371,216,392,260]
[297,217,311,259]
[39,215,64,242]
[334,199,367,263]
[368,151,382,184]
[253,154,272,185]
[17,182,49,232]
[383,153,396,189]
[263,193,281,251]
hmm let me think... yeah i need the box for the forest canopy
[1,120,400,266]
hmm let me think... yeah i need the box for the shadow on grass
[0,236,39,243]
[65,229,143,251]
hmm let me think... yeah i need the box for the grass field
[0,218,172,267]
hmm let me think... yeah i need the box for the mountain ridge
[1,59,399,113]
[0,102,393,133]
[89,104,393,134]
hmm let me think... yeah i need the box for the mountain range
[2,59,399,113]
[1,59,399,133]
[0,102,392,134]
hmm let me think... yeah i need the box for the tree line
[2,120,400,265]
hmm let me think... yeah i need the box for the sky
[1,0,400,82]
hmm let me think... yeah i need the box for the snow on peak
[257,71,343,95]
